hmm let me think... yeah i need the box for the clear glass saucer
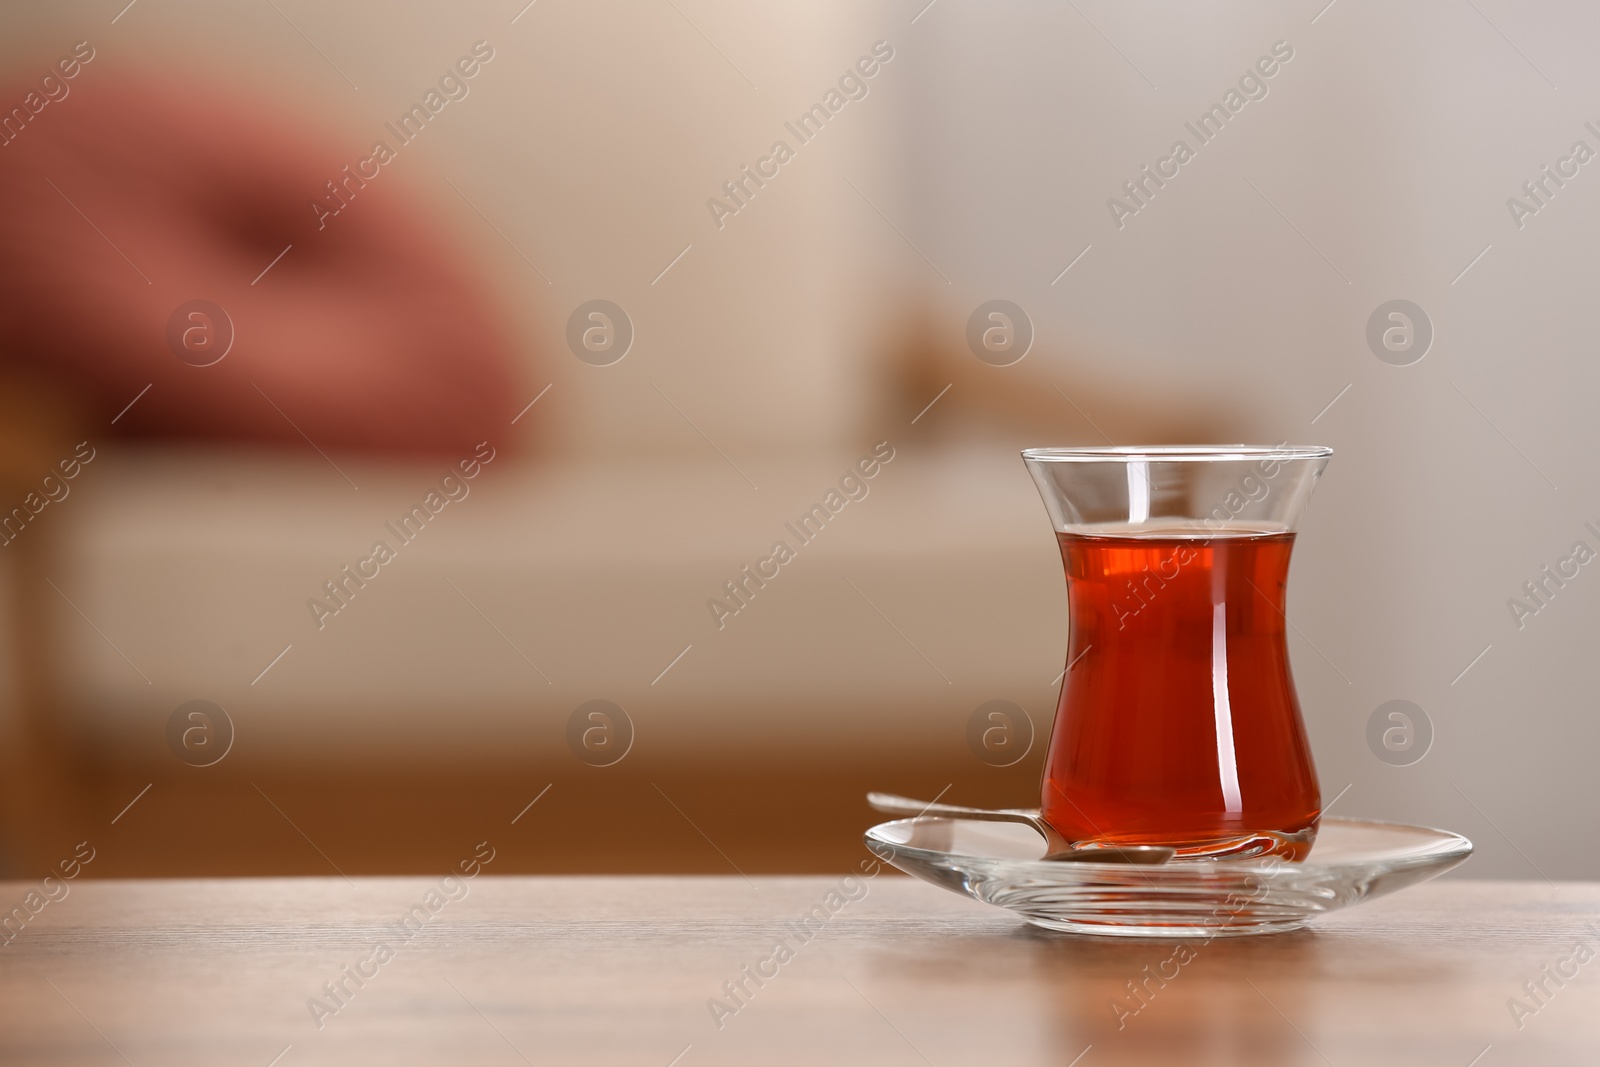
[864,816,1472,937]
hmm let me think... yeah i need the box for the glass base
[1021,916,1311,938]
[1072,826,1318,862]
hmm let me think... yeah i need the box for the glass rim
[1021,444,1332,463]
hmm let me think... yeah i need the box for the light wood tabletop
[0,873,1595,1065]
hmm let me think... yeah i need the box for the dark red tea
[1042,528,1321,859]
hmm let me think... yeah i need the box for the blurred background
[0,0,1591,881]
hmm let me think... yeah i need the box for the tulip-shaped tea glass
[1024,446,1332,860]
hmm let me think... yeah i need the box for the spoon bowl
[867,793,1174,865]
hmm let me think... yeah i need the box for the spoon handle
[867,792,1036,823]
[867,792,1175,865]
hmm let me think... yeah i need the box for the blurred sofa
[0,440,1075,876]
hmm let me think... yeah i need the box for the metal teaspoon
[867,792,1175,865]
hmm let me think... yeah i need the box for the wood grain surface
[0,874,1595,1065]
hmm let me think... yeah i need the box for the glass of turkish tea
[1023,446,1332,860]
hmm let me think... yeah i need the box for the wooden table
[1,875,1595,1065]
